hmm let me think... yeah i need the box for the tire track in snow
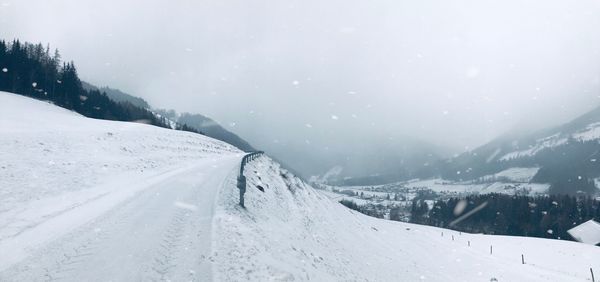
[2,183,152,281]
[0,156,241,281]
[148,208,189,281]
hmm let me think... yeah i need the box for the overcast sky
[2,0,600,158]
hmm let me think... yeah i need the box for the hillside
[81,81,151,109]
[298,136,449,185]
[0,91,242,280]
[430,104,600,195]
[82,81,256,152]
[216,153,600,281]
[178,112,256,152]
[0,39,255,153]
[1,91,598,281]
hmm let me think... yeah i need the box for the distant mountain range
[303,137,451,186]
[424,105,600,195]
[159,110,255,152]
[81,82,150,109]
[82,81,256,152]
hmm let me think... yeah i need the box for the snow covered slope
[215,157,600,281]
[1,91,599,281]
[0,91,243,280]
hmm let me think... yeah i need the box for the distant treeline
[339,199,386,219]
[0,39,200,134]
[410,193,600,242]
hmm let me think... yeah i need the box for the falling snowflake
[547,229,553,234]
[305,123,312,128]
[453,199,468,216]
[32,82,37,87]
[229,122,236,127]
[292,80,300,85]
[1,68,7,73]
[331,115,339,120]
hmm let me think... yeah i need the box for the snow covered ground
[215,157,600,281]
[1,91,599,281]
[490,167,540,182]
[499,122,600,162]
[404,179,549,195]
[0,92,243,280]
[499,134,568,161]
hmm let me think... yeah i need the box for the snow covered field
[490,167,540,183]
[1,91,599,281]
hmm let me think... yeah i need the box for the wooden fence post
[521,254,525,264]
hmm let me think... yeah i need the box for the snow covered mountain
[429,105,600,195]
[81,81,151,109]
[0,91,599,281]
[80,81,256,152]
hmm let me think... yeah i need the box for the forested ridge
[0,39,200,134]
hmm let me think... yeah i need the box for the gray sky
[2,0,600,170]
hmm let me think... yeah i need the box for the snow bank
[213,157,599,281]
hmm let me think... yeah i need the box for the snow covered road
[0,155,240,281]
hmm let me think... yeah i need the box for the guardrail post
[237,174,246,207]
[237,151,264,208]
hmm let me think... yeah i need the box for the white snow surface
[499,123,600,161]
[491,167,540,182]
[568,220,600,246]
[573,122,600,142]
[216,158,599,281]
[1,91,599,281]
[0,92,243,280]
[499,134,568,161]
[405,179,549,195]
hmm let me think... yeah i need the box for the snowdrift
[214,157,600,281]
